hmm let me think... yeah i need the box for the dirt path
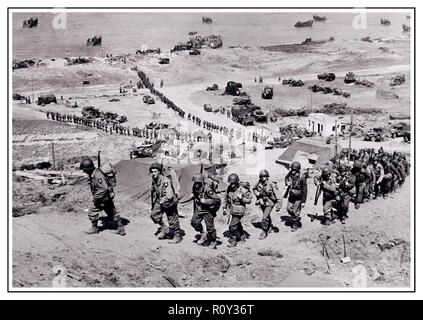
[12,176,411,288]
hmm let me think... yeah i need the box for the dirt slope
[12,175,410,288]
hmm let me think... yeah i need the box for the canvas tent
[114,158,227,203]
[275,139,340,169]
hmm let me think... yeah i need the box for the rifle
[283,185,291,199]
[314,178,322,206]
[97,151,101,168]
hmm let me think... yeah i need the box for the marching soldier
[149,162,182,244]
[181,173,221,249]
[284,162,308,232]
[334,164,356,224]
[79,157,126,236]
[351,160,368,209]
[372,158,384,199]
[222,173,252,247]
[314,166,337,226]
[252,169,282,238]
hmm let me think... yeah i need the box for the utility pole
[51,143,56,170]
[31,72,34,103]
[348,112,353,162]
[335,119,338,165]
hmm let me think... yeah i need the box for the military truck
[206,84,219,91]
[37,94,57,105]
[224,81,243,96]
[143,95,155,104]
[233,96,251,105]
[252,109,268,123]
[344,72,356,84]
[261,86,273,99]
[364,128,389,142]
[158,57,170,64]
[391,123,408,138]
[189,49,201,55]
[86,36,102,46]
[317,72,336,81]
[231,105,256,126]
[82,106,101,118]
[130,144,154,158]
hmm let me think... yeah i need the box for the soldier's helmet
[339,164,349,173]
[291,161,301,171]
[79,157,94,171]
[321,166,331,177]
[149,162,162,172]
[353,160,363,169]
[227,173,240,184]
[192,173,204,183]
[259,169,269,178]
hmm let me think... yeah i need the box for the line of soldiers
[78,148,409,247]
[137,69,242,140]
[137,70,186,119]
[315,149,409,225]
[46,111,131,135]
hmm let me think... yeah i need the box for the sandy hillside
[11,32,412,289]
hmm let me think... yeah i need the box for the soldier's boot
[324,216,331,226]
[157,223,169,239]
[291,220,298,232]
[355,203,360,209]
[85,221,99,234]
[209,241,217,249]
[113,219,126,236]
[240,234,247,242]
[258,230,268,240]
[227,238,237,247]
[168,231,182,244]
[197,231,208,245]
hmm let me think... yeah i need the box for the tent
[114,158,227,203]
[275,139,340,170]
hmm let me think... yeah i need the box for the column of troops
[79,145,410,248]
[46,111,131,135]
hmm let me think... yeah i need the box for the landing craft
[313,15,327,21]
[294,20,313,27]
[202,16,212,24]
[23,17,38,28]
[86,36,102,46]
[380,18,391,25]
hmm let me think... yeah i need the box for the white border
[2,1,418,299]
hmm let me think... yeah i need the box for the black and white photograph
[7,6,415,292]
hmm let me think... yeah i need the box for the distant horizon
[12,11,411,60]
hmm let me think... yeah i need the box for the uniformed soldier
[334,164,356,224]
[284,162,308,232]
[372,159,384,199]
[351,160,369,209]
[314,166,337,225]
[380,157,401,197]
[182,173,221,249]
[149,162,182,244]
[79,157,125,236]
[252,169,282,238]
[222,173,252,247]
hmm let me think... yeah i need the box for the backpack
[164,167,180,198]
[99,163,117,190]
[202,182,221,214]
